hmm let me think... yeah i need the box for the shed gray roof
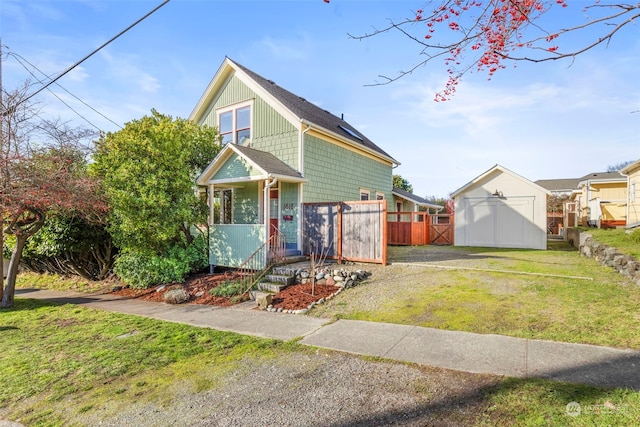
[231,59,397,163]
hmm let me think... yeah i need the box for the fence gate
[429,214,454,245]
[387,212,454,246]
[303,200,386,265]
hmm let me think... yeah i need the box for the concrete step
[272,266,300,276]
[264,274,295,286]
[258,282,289,293]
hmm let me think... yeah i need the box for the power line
[8,51,121,131]
[2,0,170,115]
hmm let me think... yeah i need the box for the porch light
[492,190,504,197]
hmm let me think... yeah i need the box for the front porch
[196,144,306,270]
[208,224,302,270]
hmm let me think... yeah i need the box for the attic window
[339,125,363,141]
[218,103,252,145]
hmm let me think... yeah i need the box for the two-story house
[193,58,399,269]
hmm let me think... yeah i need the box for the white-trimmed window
[218,102,252,145]
[360,189,370,201]
[375,192,385,201]
[220,189,234,224]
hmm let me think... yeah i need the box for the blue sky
[2,0,639,198]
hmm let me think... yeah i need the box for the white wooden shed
[451,165,550,250]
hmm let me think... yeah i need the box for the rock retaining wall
[572,229,640,286]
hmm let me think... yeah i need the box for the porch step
[258,282,289,293]
[272,266,297,276]
[279,256,308,266]
[265,274,296,286]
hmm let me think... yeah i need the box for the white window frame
[217,100,253,145]
[360,189,370,201]
[219,189,234,224]
[375,192,385,201]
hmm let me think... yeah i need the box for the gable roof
[392,187,443,210]
[190,57,398,166]
[197,143,305,186]
[577,171,626,185]
[621,159,640,175]
[534,178,581,192]
[451,164,551,198]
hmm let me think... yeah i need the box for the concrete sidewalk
[17,288,640,390]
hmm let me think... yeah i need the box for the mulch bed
[111,271,341,311]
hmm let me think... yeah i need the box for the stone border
[568,228,640,286]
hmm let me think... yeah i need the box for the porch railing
[239,229,286,296]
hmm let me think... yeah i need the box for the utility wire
[2,0,170,114]
[8,51,121,131]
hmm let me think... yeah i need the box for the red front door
[269,189,279,238]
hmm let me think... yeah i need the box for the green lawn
[312,242,640,349]
[0,299,287,426]
[583,227,640,259]
[1,298,639,426]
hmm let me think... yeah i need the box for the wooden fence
[387,212,454,246]
[303,200,387,265]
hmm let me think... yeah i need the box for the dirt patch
[110,272,340,311]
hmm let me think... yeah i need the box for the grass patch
[209,279,245,297]
[15,272,114,293]
[477,378,640,426]
[0,298,291,425]
[1,294,639,425]
[313,245,640,349]
[583,228,640,259]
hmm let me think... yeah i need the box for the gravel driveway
[76,350,498,427]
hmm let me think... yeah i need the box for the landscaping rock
[256,293,273,310]
[580,234,640,286]
[163,287,189,304]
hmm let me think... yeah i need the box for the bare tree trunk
[0,224,4,302]
[1,234,27,308]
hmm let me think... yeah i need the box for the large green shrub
[114,235,208,289]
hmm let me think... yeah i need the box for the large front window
[219,104,251,145]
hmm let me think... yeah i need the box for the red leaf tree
[1,84,107,308]
[346,1,639,100]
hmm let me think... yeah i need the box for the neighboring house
[571,172,627,228]
[451,165,549,250]
[621,159,640,230]
[534,178,581,197]
[534,177,581,235]
[193,58,399,269]
[391,187,443,213]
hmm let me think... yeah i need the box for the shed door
[463,197,534,248]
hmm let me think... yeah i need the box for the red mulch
[110,272,340,311]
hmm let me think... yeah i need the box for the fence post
[337,203,343,264]
[381,200,387,265]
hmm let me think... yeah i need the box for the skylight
[339,125,363,141]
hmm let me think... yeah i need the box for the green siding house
[193,58,398,269]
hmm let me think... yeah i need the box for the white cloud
[98,49,161,94]
[256,35,310,61]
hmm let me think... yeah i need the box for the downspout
[299,122,311,254]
